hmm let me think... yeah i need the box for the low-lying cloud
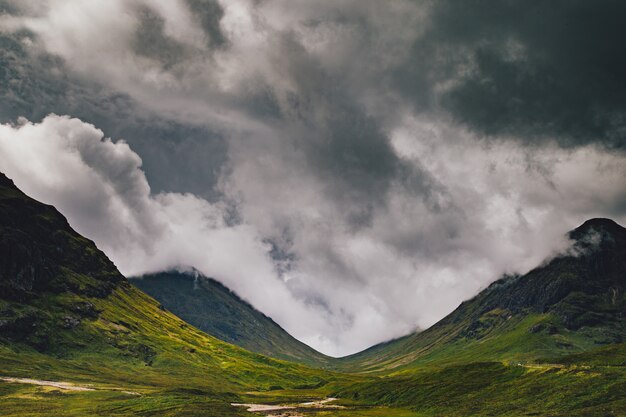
[0,115,328,337]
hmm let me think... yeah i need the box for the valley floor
[2,359,625,417]
[0,379,421,417]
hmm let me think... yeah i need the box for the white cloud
[0,114,329,348]
[217,113,626,353]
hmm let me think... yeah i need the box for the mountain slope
[131,271,331,366]
[330,219,626,416]
[336,218,626,373]
[0,173,347,415]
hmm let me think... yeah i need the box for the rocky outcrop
[0,173,127,300]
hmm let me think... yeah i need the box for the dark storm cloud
[132,5,189,69]
[185,0,227,48]
[288,91,402,227]
[246,26,442,230]
[394,0,626,148]
[0,0,17,15]
[2,1,419,216]
[0,30,228,199]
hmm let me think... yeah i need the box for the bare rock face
[0,233,56,296]
[61,315,81,329]
[0,173,127,300]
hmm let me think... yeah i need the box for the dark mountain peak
[564,218,626,264]
[455,218,626,332]
[569,218,626,243]
[0,172,15,188]
[136,268,243,302]
[340,220,626,372]
[131,270,331,365]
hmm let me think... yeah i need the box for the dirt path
[0,376,95,391]
[299,398,340,407]
[0,376,140,395]
[232,403,296,412]
[232,397,343,416]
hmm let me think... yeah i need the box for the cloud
[416,0,626,148]
[0,114,329,345]
[216,112,626,352]
[0,28,229,199]
[0,1,625,356]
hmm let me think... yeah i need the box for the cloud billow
[0,0,625,355]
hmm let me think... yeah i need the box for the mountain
[131,271,331,366]
[327,219,626,416]
[0,173,348,416]
[336,218,626,372]
[0,170,624,417]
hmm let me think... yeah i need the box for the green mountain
[131,271,331,366]
[336,218,626,373]
[325,219,626,416]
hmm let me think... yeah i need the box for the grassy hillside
[336,351,625,417]
[326,218,626,416]
[131,271,331,366]
[335,218,626,373]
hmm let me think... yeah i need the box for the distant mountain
[0,173,337,415]
[131,271,331,366]
[337,218,626,372]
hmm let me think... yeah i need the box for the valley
[0,172,624,416]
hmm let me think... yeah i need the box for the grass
[0,284,347,391]
[1,283,625,416]
[1,270,624,417]
[0,282,358,416]
[1,268,624,417]
[336,360,626,417]
[0,381,427,417]
[0,382,246,417]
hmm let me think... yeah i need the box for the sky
[0,0,625,357]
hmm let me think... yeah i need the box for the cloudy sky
[0,0,625,356]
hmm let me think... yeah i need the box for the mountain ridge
[334,216,626,371]
[131,270,332,366]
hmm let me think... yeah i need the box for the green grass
[0,284,348,391]
[0,382,246,417]
[336,360,626,417]
[1,295,625,417]
[3,290,623,417]
[0,381,428,417]
[1,273,624,417]
[0,283,365,416]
